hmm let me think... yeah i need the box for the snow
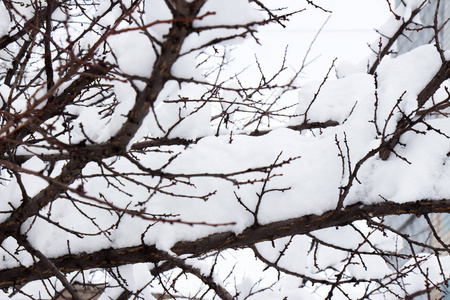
[193,0,264,27]
[0,3,10,37]
[292,73,374,124]
[375,44,442,115]
[355,119,450,204]
[144,0,172,39]
[133,80,214,141]
[107,31,157,78]
[0,0,449,298]
[14,55,450,255]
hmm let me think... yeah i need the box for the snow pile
[0,0,449,299]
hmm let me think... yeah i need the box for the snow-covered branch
[0,0,449,299]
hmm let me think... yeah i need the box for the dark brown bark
[0,198,448,290]
[0,2,59,50]
[130,120,340,150]
[417,60,450,107]
[0,0,207,256]
[0,64,110,159]
[368,2,426,75]
[379,60,450,160]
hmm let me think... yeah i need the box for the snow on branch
[0,0,449,299]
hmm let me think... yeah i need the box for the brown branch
[108,1,207,150]
[110,11,215,35]
[417,60,450,107]
[0,198,448,290]
[158,252,234,300]
[16,235,82,300]
[369,0,427,75]
[306,0,332,13]
[0,157,87,244]
[43,0,54,95]
[0,64,110,158]
[0,1,59,50]
[379,60,450,160]
[0,0,209,262]
[130,120,339,150]
[3,38,33,87]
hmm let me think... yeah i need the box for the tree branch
[0,198,448,290]
[368,0,427,74]
[15,235,82,300]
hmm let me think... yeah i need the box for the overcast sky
[241,0,393,82]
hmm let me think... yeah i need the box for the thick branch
[108,3,205,150]
[130,120,340,150]
[0,2,59,50]
[0,157,86,242]
[0,0,209,270]
[417,60,450,107]
[16,235,82,300]
[379,60,450,160]
[0,198,448,290]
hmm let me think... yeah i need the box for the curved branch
[158,252,234,300]
[16,235,82,300]
[0,198,448,290]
